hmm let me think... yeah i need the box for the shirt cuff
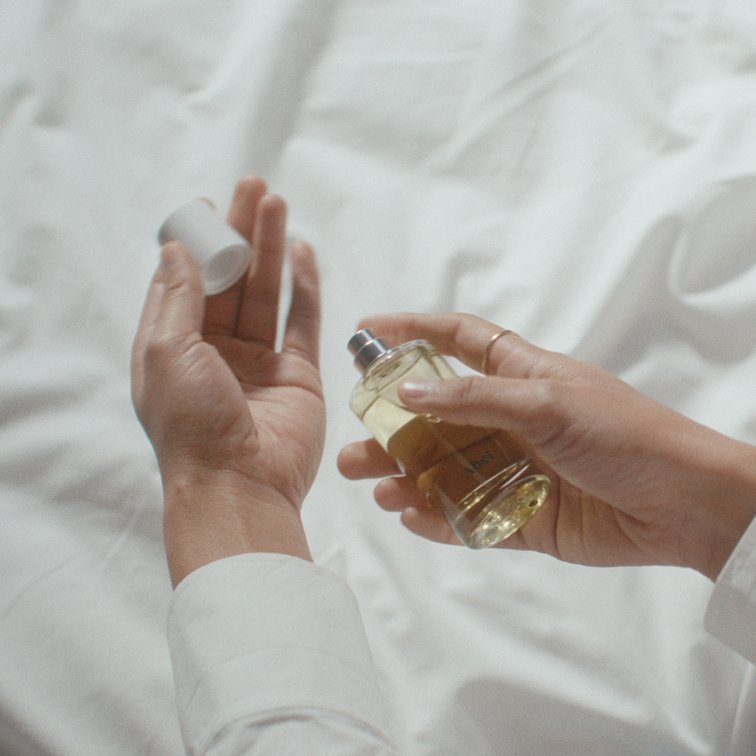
[167,552,392,753]
[704,515,756,664]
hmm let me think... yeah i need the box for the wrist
[161,469,312,587]
[680,436,756,582]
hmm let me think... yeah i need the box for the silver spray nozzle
[348,328,391,372]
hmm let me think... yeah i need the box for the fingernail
[400,380,439,399]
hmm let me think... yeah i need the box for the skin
[337,313,756,581]
[132,175,756,587]
[131,177,324,586]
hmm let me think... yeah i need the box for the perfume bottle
[348,328,550,549]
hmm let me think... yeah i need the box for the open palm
[132,177,325,515]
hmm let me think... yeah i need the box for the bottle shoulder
[350,339,457,412]
[354,340,436,390]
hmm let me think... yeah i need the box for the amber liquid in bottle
[387,416,548,548]
[349,330,549,549]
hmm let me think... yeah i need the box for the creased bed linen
[2,1,756,753]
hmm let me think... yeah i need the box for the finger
[400,506,462,546]
[397,374,562,449]
[282,241,320,367]
[400,504,533,550]
[152,242,205,343]
[357,312,554,379]
[374,476,428,512]
[203,176,268,336]
[337,439,401,480]
[227,175,268,241]
[131,267,165,408]
[235,194,287,344]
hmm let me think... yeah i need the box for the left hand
[131,177,324,583]
[337,312,756,580]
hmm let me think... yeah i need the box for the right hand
[337,313,756,580]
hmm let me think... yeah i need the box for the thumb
[154,242,205,340]
[398,375,557,446]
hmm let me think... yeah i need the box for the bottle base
[448,471,550,549]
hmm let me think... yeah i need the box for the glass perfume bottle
[348,328,550,549]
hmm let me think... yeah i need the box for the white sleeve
[166,553,396,755]
[705,515,756,665]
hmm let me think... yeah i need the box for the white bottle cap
[158,199,253,295]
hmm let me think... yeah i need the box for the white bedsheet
[2,2,756,753]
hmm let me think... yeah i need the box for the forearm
[162,472,312,587]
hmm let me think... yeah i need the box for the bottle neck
[348,328,393,373]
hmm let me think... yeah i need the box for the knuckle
[143,332,180,370]
[523,380,571,443]
[454,375,487,406]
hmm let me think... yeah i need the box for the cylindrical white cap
[158,200,253,295]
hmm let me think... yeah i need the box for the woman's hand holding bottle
[338,312,756,581]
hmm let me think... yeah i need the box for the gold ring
[480,329,517,375]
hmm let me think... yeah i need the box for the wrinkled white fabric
[167,554,394,755]
[168,545,756,756]
[706,516,756,666]
[3,1,756,754]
